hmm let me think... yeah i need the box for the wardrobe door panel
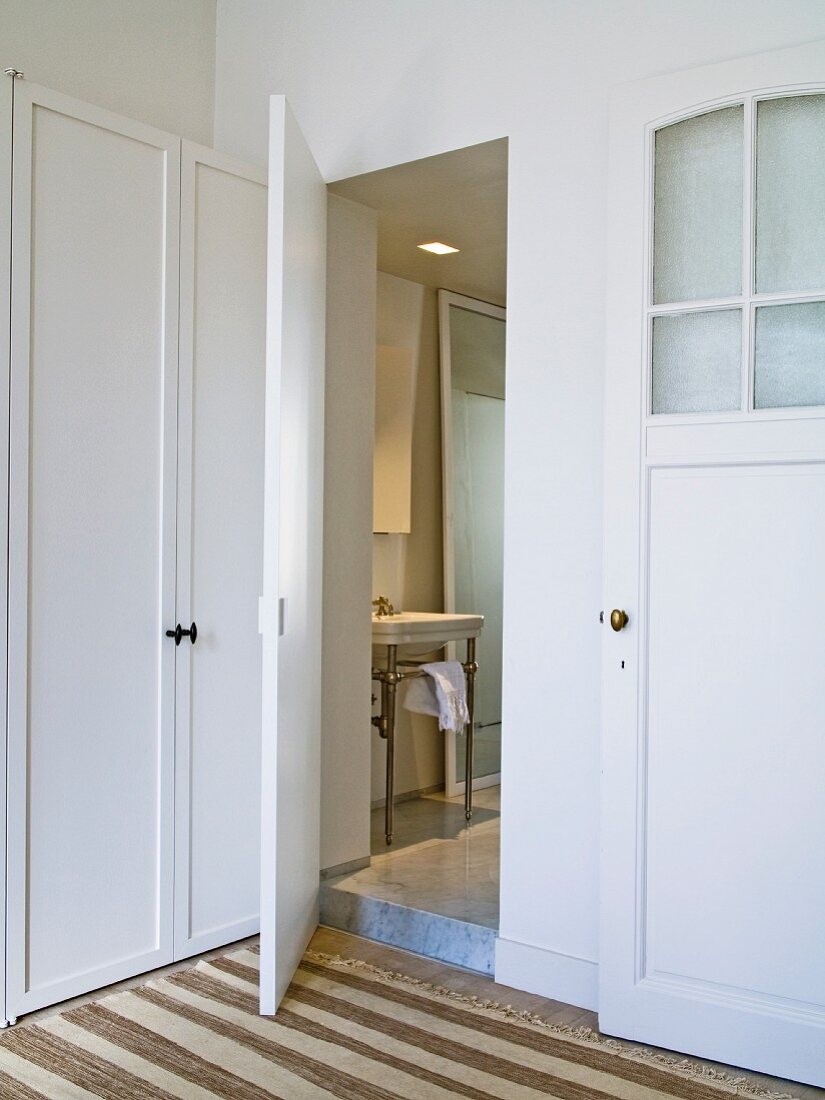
[7,84,179,1017]
[174,144,266,959]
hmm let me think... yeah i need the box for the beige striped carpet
[0,946,792,1099]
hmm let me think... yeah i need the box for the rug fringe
[303,950,795,1100]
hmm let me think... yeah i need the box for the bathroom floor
[366,785,500,925]
[320,787,500,972]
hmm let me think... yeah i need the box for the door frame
[0,71,13,1029]
[438,289,506,798]
[600,38,825,1086]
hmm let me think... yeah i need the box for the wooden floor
[312,926,825,1100]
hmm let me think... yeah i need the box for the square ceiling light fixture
[417,241,459,255]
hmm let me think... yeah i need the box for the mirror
[439,291,506,795]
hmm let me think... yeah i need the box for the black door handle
[165,622,197,646]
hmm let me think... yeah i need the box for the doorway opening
[321,138,508,975]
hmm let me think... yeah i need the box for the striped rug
[0,946,792,1099]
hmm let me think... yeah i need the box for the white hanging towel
[403,660,469,733]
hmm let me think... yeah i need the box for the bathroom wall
[372,272,445,802]
[321,195,377,873]
[1,0,216,145]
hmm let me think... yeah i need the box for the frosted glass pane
[653,107,743,304]
[754,302,825,408]
[756,96,825,293]
[652,311,741,414]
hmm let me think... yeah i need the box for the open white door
[260,97,327,1012]
[601,40,825,1087]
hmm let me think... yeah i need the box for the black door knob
[165,622,197,646]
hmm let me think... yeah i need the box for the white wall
[213,0,825,1005]
[1,0,216,144]
[321,196,377,873]
[372,272,444,804]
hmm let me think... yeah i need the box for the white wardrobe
[1,77,267,1023]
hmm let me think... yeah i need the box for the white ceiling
[328,138,508,307]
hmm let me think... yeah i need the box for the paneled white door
[174,143,267,960]
[259,96,327,1012]
[601,40,825,1086]
[7,84,179,1017]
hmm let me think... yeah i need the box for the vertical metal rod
[384,644,397,845]
[464,636,476,821]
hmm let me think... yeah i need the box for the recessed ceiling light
[417,241,459,255]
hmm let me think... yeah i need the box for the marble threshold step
[319,876,497,975]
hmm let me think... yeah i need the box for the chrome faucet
[372,595,395,618]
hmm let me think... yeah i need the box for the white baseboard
[446,771,501,799]
[320,855,371,880]
[494,936,598,1013]
[370,783,444,810]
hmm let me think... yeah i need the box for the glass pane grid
[754,300,825,409]
[647,90,825,418]
[649,297,744,314]
[652,105,743,304]
[744,94,755,411]
[650,309,742,415]
[755,93,825,295]
[745,297,755,414]
[751,288,825,304]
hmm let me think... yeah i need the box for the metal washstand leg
[384,644,398,845]
[464,636,477,822]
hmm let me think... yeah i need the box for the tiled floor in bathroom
[367,786,500,925]
[320,787,500,972]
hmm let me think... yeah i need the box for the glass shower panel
[754,302,825,408]
[651,310,742,414]
[756,95,825,294]
[452,392,504,785]
[448,303,505,786]
[653,106,743,305]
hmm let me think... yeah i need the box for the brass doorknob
[610,609,629,632]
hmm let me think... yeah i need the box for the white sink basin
[371,611,483,657]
